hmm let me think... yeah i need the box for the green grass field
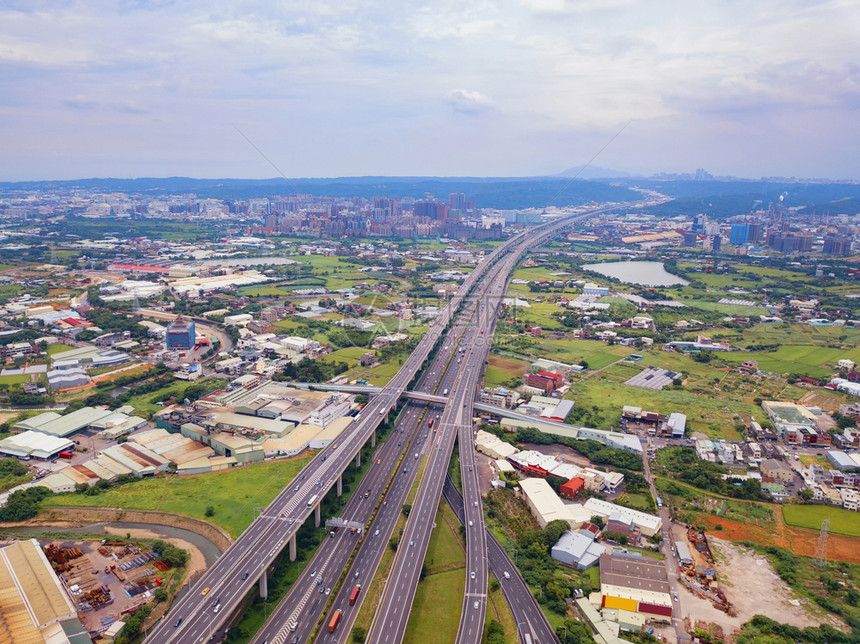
[322,347,374,367]
[525,338,633,370]
[237,286,291,296]
[404,502,467,643]
[571,372,765,438]
[48,457,314,537]
[720,344,849,378]
[46,343,76,356]
[782,505,860,538]
[734,265,813,281]
[0,374,28,385]
[511,266,568,282]
[365,363,400,378]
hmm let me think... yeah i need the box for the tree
[543,520,569,547]
[798,488,814,501]
[205,505,215,517]
[154,588,168,602]
[402,503,412,517]
[0,486,50,521]
[351,626,367,642]
[837,415,856,429]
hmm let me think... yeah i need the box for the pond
[581,261,688,287]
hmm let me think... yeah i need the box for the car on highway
[326,587,331,595]
[174,618,182,627]
[201,587,210,595]
[409,540,414,547]
[470,571,475,579]
[310,569,317,578]
[673,593,679,602]
[242,572,249,580]
[320,585,325,594]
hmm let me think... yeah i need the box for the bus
[328,609,342,633]
[307,494,319,508]
[427,418,434,428]
[656,497,662,509]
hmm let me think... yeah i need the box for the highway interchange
[147,206,615,644]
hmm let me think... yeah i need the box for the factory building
[551,530,605,569]
[581,498,662,537]
[12,407,115,439]
[0,539,88,644]
[599,552,673,622]
[0,431,74,460]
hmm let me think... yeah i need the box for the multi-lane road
[150,205,619,644]
[249,295,484,644]
[443,476,559,644]
[147,216,535,644]
[367,213,586,644]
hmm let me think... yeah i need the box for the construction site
[672,525,734,616]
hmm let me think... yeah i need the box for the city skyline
[1,0,858,181]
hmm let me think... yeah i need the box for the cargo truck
[349,584,361,606]
[328,609,342,633]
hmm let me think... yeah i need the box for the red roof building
[560,477,584,499]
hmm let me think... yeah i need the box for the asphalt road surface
[443,476,560,644]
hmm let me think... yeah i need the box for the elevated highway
[149,204,619,644]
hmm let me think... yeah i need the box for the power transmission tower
[132,288,140,314]
[815,518,830,567]
[50,246,58,264]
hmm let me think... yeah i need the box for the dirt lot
[698,512,860,564]
[699,538,843,631]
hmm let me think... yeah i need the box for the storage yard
[47,538,176,634]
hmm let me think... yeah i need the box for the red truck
[328,609,342,633]
[349,584,361,606]
[427,418,434,428]
[58,451,74,460]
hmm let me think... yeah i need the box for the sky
[1,0,858,181]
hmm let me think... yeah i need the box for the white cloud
[446,89,496,114]
[0,0,857,178]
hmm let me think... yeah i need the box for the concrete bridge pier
[337,474,342,497]
[259,568,268,599]
[355,452,361,469]
[289,534,296,562]
[314,504,321,527]
[371,431,376,448]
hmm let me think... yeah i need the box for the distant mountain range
[1,174,858,214]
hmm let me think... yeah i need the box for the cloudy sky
[1,0,858,180]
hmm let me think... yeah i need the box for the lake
[581,261,688,287]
